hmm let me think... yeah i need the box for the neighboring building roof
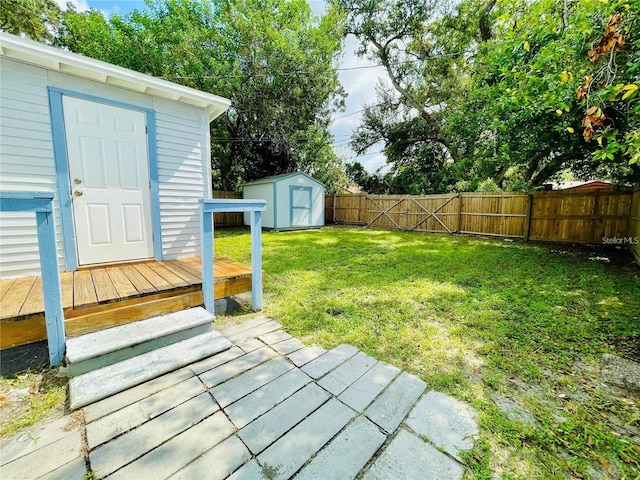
[555,180,617,190]
[0,32,231,121]
[243,172,325,187]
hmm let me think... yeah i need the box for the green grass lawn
[215,226,640,479]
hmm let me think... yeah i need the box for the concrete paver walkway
[0,316,479,480]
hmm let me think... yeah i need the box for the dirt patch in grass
[0,366,68,440]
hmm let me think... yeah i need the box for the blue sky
[70,0,386,173]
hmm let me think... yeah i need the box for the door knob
[74,190,83,197]
[73,178,82,184]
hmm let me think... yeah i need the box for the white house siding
[0,58,212,278]
[0,59,63,278]
[243,183,275,228]
[154,99,210,259]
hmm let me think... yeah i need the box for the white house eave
[0,32,231,121]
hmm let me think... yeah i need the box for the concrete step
[69,330,231,410]
[65,308,214,377]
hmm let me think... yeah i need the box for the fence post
[523,193,533,241]
[457,193,462,233]
[332,194,336,224]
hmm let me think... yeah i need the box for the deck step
[69,330,231,410]
[65,307,214,377]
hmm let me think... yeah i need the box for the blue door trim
[272,182,278,229]
[289,186,312,226]
[47,87,162,270]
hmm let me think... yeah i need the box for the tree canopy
[0,0,61,42]
[342,0,639,192]
[1,0,638,193]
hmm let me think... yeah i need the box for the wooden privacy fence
[212,191,244,226]
[630,189,640,264]
[327,189,638,246]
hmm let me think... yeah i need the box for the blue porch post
[199,199,267,316]
[250,210,263,310]
[0,192,65,366]
[200,203,215,314]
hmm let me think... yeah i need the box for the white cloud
[55,0,90,11]
[363,153,387,173]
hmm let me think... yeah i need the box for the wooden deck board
[146,262,190,289]
[106,267,138,298]
[19,277,44,316]
[161,260,201,284]
[120,265,157,295]
[172,258,203,280]
[74,270,98,307]
[0,278,16,303]
[91,269,120,303]
[2,277,36,317]
[133,264,174,292]
[1,256,255,348]
[61,272,74,309]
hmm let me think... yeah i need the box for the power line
[344,150,384,160]
[162,63,386,80]
[161,51,470,81]
[332,108,366,121]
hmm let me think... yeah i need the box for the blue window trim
[47,87,162,270]
[289,185,312,227]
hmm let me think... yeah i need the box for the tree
[55,0,347,191]
[576,1,639,167]
[447,0,640,188]
[342,0,639,192]
[340,0,465,162]
[340,0,503,191]
[0,0,61,42]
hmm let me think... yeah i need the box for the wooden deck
[0,257,252,349]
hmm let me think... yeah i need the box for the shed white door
[63,96,154,265]
[290,186,312,227]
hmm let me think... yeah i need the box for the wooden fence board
[630,190,640,265]
[212,191,244,226]
[325,195,335,224]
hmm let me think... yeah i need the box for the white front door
[63,96,154,265]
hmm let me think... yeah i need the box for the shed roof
[244,172,325,187]
[0,32,231,121]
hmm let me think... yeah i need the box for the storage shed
[243,172,324,230]
[0,32,230,277]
